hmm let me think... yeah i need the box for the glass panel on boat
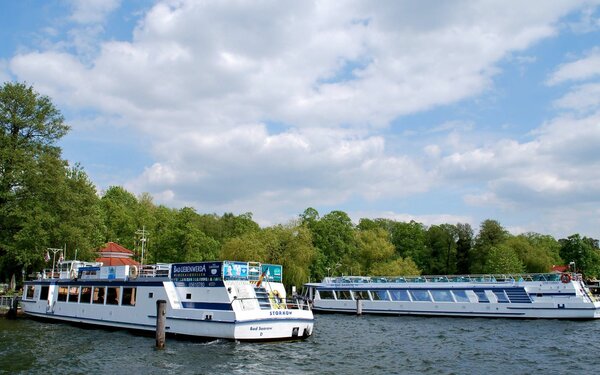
[58,286,68,302]
[80,286,92,303]
[68,286,80,302]
[493,290,509,303]
[452,290,470,303]
[318,290,335,300]
[430,290,453,302]
[389,290,410,301]
[409,290,432,302]
[353,291,370,300]
[474,290,489,303]
[93,287,105,304]
[25,285,35,299]
[40,285,49,301]
[337,290,352,300]
[122,287,136,306]
[370,290,389,301]
[106,287,120,305]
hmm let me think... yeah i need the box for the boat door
[46,284,57,313]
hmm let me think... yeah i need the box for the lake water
[1,314,598,374]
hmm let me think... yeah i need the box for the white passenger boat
[304,273,600,319]
[21,260,313,341]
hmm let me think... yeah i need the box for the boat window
[106,287,120,305]
[353,291,370,300]
[474,290,489,303]
[337,290,352,300]
[318,290,335,300]
[58,286,68,302]
[122,287,136,306]
[493,290,509,303]
[409,290,432,302]
[430,290,454,302]
[40,286,49,301]
[370,290,389,301]
[68,286,80,303]
[452,290,470,303]
[389,290,410,301]
[93,287,105,304]
[80,287,92,303]
[25,285,35,299]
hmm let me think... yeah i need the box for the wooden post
[156,300,166,349]
[356,298,362,315]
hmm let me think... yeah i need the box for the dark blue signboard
[171,262,223,286]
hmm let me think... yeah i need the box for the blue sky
[2,0,600,239]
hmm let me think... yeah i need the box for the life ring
[129,265,139,279]
[560,273,571,283]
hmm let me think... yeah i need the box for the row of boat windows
[318,289,515,303]
[25,285,137,306]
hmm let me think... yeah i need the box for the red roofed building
[96,242,140,266]
[551,265,568,273]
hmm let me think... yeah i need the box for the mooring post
[156,299,166,349]
[356,298,362,315]
[7,297,19,319]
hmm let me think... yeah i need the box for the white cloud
[554,82,600,112]
[7,0,600,235]
[547,48,600,85]
[69,0,121,24]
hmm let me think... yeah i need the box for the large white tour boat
[304,273,600,319]
[22,260,313,341]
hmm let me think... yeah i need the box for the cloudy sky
[2,0,600,238]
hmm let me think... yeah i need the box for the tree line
[2,81,600,290]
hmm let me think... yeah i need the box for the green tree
[506,234,560,273]
[559,234,600,278]
[426,224,458,275]
[456,223,473,274]
[0,82,85,281]
[389,220,427,270]
[100,186,139,249]
[305,210,356,280]
[471,220,509,273]
[355,228,395,275]
[483,244,524,274]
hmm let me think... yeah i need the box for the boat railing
[138,264,171,278]
[231,296,311,311]
[323,273,574,285]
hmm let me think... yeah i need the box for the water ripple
[1,315,599,374]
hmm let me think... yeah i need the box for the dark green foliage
[559,234,600,278]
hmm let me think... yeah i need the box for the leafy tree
[0,82,83,281]
[471,219,510,273]
[355,228,396,275]
[368,257,421,276]
[559,234,600,278]
[455,223,473,274]
[483,244,524,274]
[100,186,139,249]
[506,234,560,273]
[426,224,458,275]
[388,220,427,270]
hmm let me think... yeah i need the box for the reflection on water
[1,314,599,374]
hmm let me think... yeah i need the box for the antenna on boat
[47,248,62,278]
[136,226,149,266]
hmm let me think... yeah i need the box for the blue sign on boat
[223,261,248,280]
[262,264,282,282]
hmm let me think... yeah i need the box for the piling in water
[7,297,19,319]
[156,300,166,349]
[356,299,362,315]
